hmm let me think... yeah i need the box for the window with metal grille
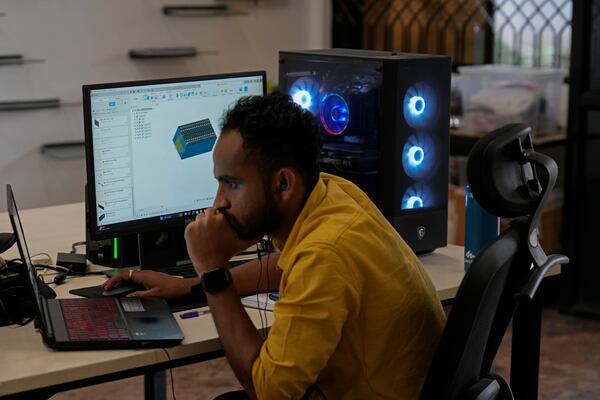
[333,0,572,69]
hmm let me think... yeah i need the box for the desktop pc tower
[279,49,450,253]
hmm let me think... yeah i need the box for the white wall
[0,0,331,211]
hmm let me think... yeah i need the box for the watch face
[202,268,232,293]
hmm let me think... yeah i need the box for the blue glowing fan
[402,133,437,180]
[403,82,438,129]
[289,77,320,113]
[321,93,350,135]
[401,184,435,210]
[320,93,349,135]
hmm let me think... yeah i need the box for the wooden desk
[418,246,464,302]
[0,202,465,398]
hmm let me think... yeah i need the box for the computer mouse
[101,282,144,297]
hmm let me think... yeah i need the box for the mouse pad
[69,285,208,312]
[69,285,104,298]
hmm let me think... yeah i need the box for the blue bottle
[464,184,500,271]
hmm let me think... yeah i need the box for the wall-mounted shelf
[0,98,60,111]
[128,47,217,59]
[162,5,248,16]
[0,54,44,66]
[40,141,85,160]
[0,99,80,111]
[0,54,23,65]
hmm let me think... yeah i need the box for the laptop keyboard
[60,298,129,341]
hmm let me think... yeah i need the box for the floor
[50,307,600,400]
[493,308,600,400]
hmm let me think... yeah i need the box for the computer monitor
[84,71,266,242]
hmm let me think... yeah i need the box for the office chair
[419,123,569,400]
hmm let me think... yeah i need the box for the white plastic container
[457,64,567,135]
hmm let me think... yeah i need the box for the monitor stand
[137,226,189,270]
[136,226,209,312]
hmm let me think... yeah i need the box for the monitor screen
[84,71,266,239]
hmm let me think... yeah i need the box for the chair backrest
[420,123,566,400]
[420,223,527,400]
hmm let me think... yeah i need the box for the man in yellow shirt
[104,93,446,399]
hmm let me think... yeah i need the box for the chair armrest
[516,254,569,301]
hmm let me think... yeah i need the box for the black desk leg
[144,370,167,400]
[510,289,543,400]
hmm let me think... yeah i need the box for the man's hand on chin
[184,207,256,274]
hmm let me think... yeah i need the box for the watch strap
[200,267,233,293]
[190,282,204,296]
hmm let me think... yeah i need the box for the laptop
[6,184,185,350]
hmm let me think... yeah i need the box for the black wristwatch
[194,267,232,294]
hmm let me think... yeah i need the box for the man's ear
[273,168,297,196]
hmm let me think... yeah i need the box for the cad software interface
[90,75,264,229]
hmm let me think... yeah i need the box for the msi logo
[417,226,426,239]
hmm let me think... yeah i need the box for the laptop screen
[6,184,44,319]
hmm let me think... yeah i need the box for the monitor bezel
[83,71,267,240]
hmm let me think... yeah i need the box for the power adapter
[56,252,87,274]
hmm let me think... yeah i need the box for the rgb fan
[403,82,438,129]
[402,133,437,180]
[289,77,320,113]
[320,93,349,135]
[401,184,434,210]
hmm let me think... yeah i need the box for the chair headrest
[466,123,546,218]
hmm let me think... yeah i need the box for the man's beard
[222,192,283,241]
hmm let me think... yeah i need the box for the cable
[237,248,263,256]
[1,258,102,289]
[0,259,16,274]
[36,264,69,274]
[255,237,274,339]
[263,239,272,327]
[1,257,23,266]
[161,348,177,400]
[33,264,104,276]
[70,241,86,254]
[53,268,71,285]
[255,246,265,339]
[35,264,70,283]
[30,252,53,265]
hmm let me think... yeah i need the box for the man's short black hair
[220,92,322,189]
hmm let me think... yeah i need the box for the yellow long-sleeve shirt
[252,173,446,399]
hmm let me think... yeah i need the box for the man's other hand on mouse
[102,270,197,299]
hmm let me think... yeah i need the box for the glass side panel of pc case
[279,56,383,203]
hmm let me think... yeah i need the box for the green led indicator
[113,238,118,260]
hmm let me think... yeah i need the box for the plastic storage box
[457,65,566,135]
